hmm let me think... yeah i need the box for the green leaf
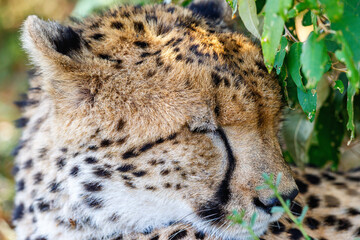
[301,32,329,89]
[275,172,282,187]
[250,212,257,227]
[271,206,285,214]
[297,88,317,121]
[335,33,360,89]
[282,111,315,165]
[332,0,360,66]
[319,0,344,22]
[346,83,356,144]
[279,65,290,102]
[226,0,238,15]
[297,205,309,223]
[238,0,260,38]
[334,80,344,94]
[274,36,288,74]
[261,0,288,72]
[288,42,305,92]
[302,10,312,26]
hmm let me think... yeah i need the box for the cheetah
[13,1,360,240]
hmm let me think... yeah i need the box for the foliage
[227,0,360,168]
[230,173,311,240]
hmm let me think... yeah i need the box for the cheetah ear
[21,15,84,71]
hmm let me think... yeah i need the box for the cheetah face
[20,5,298,239]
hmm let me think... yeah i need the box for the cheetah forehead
[22,4,282,146]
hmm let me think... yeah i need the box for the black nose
[254,189,299,214]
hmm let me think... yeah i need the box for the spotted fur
[14,2,360,240]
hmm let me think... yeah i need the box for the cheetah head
[21,5,298,239]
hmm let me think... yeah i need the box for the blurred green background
[0,0,359,239]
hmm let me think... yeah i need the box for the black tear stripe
[198,127,236,223]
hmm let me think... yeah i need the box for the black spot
[70,166,79,176]
[12,203,25,221]
[12,165,20,176]
[16,179,25,192]
[173,47,180,52]
[111,21,124,29]
[85,196,103,209]
[168,229,188,240]
[164,182,171,188]
[14,117,28,128]
[24,159,33,169]
[145,186,156,190]
[134,21,145,33]
[100,139,112,147]
[12,139,27,157]
[34,172,43,184]
[147,70,156,77]
[85,157,98,164]
[304,217,319,230]
[288,228,302,240]
[155,138,165,144]
[324,215,337,226]
[125,181,136,188]
[336,218,352,231]
[324,195,340,207]
[255,60,268,72]
[117,119,126,130]
[116,164,135,172]
[214,105,220,116]
[93,167,112,178]
[49,181,61,193]
[321,172,336,181]
[305,174,321,185]
[194,231,205,239]
[295,179,308,193]
[84,182,102,192]
[122,149,139,159]
[135,60,144,65]
[160,169,170,175]
[134,41,149,48]
[56,157,66,169]
[90,33,105,41]
[289,201,303,217]
[139,143,154,152]
[34,236,47,240]
[133,171,147,177]
[38,201,50,212]
[98,54,110,60]
[53,26,81,55]
[172,38,183,47]
[141,52,151,58]
[189,1,223,20]
[88,145,98,151]
[175,54,183,61]
[211,72,222,86]
[347,207,360,216]
[346,176,360,181]
[306,195,320,209]
[269,221,285,234]
[156,57,164,66]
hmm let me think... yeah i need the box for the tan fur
[14,3,360,240]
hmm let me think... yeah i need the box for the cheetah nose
[254,189,299,214]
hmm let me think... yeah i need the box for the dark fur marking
[12,165,20,176]
[85,157,98,164]
[111,21,124,30]
[164,183,171,188]
[336,218,352,231]
[85,196,103,208]
[125,181,136,188]
[122,149,139,159]
[134,41,149,48]
[90,33,105,41]
[141,52,151,58]
[288,228,302,240]
[305,174,321,185]
[295,179,308,193]
[84,182,103,192]
[189,1,222,20]
[133,171,147,177]
[34,172,43,184]
[117,119,126,131]
[168,229,187,240]
[324,215,337,226]
[15,117,29,128]
[289,201,303,217]
[211,72,222,86]
[346,176,360,181]
[56,157,66,169]
[93,167,112,178]
[194,231,205,239]
[347,207,360,216]
[136,60,144,65]
[324,195,340,207]
[147,70,156,78]
[16,179,25,192]
[70,166,79,176]
[145,186,157,191]
[255,60,268,72]
[100,139,113,147]
[139,143,155,152]
[38,201,50,212]
[98,54,110,60]
[134,21,145,33]
[354,227,360,236]
[160,169,170,175]
[306,195,320,209]
[53,26,81,55]
[88,145,98,151]
[304,217,320,230]
[12,203,24,221]
[150,235,159,240]
[321,172,336,181]
[49,181,61,193]
[24,159,33,169]
[175,54,183,61]
[269,221,285,234]
[116,164,135,172]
